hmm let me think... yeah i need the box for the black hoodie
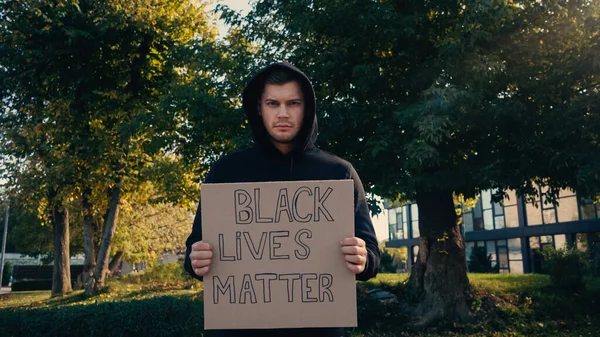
[184,62,380,337]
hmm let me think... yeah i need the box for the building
[384,187,600,273]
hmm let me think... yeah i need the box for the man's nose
[277,105,290,117]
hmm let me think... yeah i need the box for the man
[184,62,380,337]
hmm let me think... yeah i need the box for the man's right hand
[189,241,213,277]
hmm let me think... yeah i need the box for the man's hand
[340,237,367,274]
[189,241,213,277]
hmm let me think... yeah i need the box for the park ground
[1,264,599,337]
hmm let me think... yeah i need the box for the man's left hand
[340,237,367,274]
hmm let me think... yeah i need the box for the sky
[209,0,391,243]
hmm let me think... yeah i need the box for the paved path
[0,286,11,294]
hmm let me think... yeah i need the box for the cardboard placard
[201,180,357,330]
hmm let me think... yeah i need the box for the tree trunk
[79,189,96,290]
[408,190,470,326]
[87,185,122,294]
[51,205,72,297]
[108,251,124,275]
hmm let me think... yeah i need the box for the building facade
[385,188,600,274]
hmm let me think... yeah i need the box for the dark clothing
[184,62,380,337]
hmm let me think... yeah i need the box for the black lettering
[219,234,235,261]
[302,273,318,303]
[235,231,242,260]
[254,188,274,223]
[213,275,235,304]
[314,187,334,222]
[319,274,334,302]
[292,187,313,222]
[244,232,268,260]
[235,189,253,224]
[274,188,293,223]
[239,274,257,304]
[255,273,277,303]
[294,229,312,260]
[279,273,301,302]
[269,231,290,260]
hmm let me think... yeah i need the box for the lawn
[1,271,599,336]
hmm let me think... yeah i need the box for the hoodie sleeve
[183,165,218,282]
[347,164,380,281]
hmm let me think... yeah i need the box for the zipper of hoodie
[289,156,294,179]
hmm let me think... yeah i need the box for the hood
[242,62,318,154]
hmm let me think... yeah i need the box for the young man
[184,62,380,337]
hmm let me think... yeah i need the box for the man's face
[259,81,305,146]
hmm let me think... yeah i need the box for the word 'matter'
[213,273,334,304]
[234,186,334,224]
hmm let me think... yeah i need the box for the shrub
[541,246,590,291]
[122,261,197,288]
[469,246,495,273]
[2,261,12,286]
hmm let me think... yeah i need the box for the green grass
[1,272,599,336]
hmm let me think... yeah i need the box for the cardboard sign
[201,179,357,330]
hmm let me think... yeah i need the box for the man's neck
[272,141,295,155]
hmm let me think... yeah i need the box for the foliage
[469,246,495,273]
[121,261,196,288]
[541,246,590,291]
[2,261,12,286]
[228,0,600,206]
[2,273,600,336]
[0,0,236,292]
[379,246,408,273]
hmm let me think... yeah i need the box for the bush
[0,296,203,337]
[469,246,495,273]
[2,261,12,286]
[541,246,590,291]
[122,261,196,287]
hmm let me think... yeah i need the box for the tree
[229,0,600,324]
[0,0,225,294]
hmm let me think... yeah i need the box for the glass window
[576,233,588,252]
[529,236,540,249]
[554,234,567,249]
[474,201,483,219]
[484,210,494,230]
[498,246,509,270]
[542,209,556,224]
[396,212,404,240]
[482,190,492,210]
[505,206,519,228]
[504,189,517,206]
[486,241,497,262]
[559,188,576,198]
[493,202,504,215]
[403,206,408,223]
[388,208,397,224]
[526,203,543,226]
[557,196,579,223]
[580,199,597,220]
[464,212,474,232]
[508,238,522,260]
[411,204,419,238]
[541,235,554,245]
[466,242,474,261]
[495,216,506,229]
[510,260,524,274]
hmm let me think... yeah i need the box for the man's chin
[269,134,297,145]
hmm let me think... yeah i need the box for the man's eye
[267,102,278,106]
